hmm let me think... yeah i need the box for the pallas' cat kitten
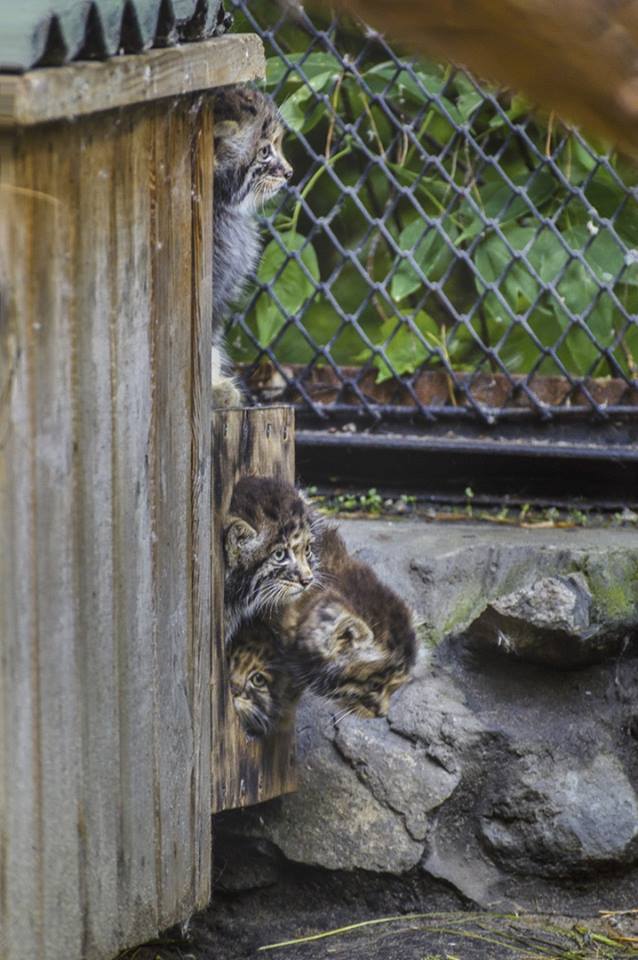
[223,476,319,642]
[279,527,416,717]
[212,85,292,407]
[229,620,298,736]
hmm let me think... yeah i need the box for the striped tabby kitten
[212,85,292,407]
[229,620,298,736]
[280,527,416,717]
[223,476,319,642]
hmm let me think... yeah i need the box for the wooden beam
[332,0,638,156]
[211,407,298,814]
[0,34,264,127]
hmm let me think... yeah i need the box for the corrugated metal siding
[0,0,228,72]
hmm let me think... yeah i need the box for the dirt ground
[120,908,638,960]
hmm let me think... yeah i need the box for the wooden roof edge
[0,34,265,127]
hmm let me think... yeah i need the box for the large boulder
[223,693,451,874]
[480,752,638,877]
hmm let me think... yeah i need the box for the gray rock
[387,664,485,770]
[469,573,616,666]
[339,519,638,648]
[335,713,460,840]
[492,573,593,634]
[267,743,423,873]
[423,838,506,909]
[229,696,424,874]
[480,753,638,877]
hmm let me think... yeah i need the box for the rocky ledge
[215,520,638,913]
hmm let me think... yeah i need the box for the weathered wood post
[211,408,298,813]
[0,34,264,960]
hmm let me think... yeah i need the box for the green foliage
[230,4,638,382]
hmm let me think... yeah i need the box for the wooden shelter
[0,11,297,960]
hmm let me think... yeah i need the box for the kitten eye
[250,671,267,688]
[257,144,271,161]
[272,548,287,562]
[304,544,313,557]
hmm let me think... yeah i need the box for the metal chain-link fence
[228,1,638,428]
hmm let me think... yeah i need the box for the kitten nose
[299,574,313,587]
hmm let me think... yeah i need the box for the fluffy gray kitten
[212,86,291,407]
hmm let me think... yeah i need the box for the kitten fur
[229,619,299,736]
[212,86,291,407]
[279,526,417,717]
[223,476,319,641]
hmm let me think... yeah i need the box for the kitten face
[224,476,319,638]
[213,86,292,211]
[229,624,297,736]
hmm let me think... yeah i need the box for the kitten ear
[214,120,240,140]
[224,517,257,567]
[342,616,385,664]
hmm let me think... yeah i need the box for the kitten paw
[212,377,243,409]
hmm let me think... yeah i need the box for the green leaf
[484,172,556,222]
[254,232,319,346]
[266,53,341,88]
[474,226,536,290]
[526,229,569,283]
[456,91,484,121]
[280,78,335,132]
[391,219,457,302]
[374,312,441,381]
[456,173,556,243]
[363,62,446,103]
[564,226,638,286]
[487,93,532,129]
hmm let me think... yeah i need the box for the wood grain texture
[0,94,214,960]
[211,407,298,814]
[0,35,265,127]
[333,0,638,156]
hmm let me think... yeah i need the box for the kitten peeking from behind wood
[223,476,320,643]
[212,86,292,408]
[229,619,298,737]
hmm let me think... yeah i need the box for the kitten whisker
[333,706,358,726]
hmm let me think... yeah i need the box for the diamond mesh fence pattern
[228,1,638,426]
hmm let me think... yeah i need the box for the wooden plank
[26,123,85,960]
[0,35,265,127]
[0,136,44,960]
[189,96,213,911]
[110,104,160,943]
[211,407,297,814]
[152,97,201,926]
[71,116,120,958]
[0,88,214,960]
